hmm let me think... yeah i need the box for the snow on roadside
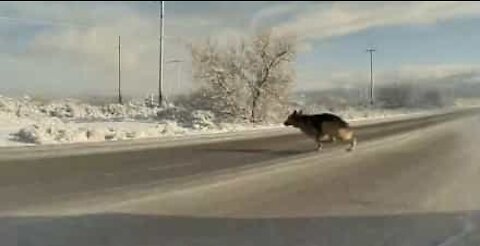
[0,95,284,146]
[9,120,286,146]
[12,121,184,145]
[1,94,476,146]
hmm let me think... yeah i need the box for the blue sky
[1,1,480,98]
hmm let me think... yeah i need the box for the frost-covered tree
[191,31,296,123]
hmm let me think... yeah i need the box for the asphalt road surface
[1,109,480,246]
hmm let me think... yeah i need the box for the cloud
[250,2,307,31]
[393,64,479,81]
[297,63,480,91]
[272,2,480,42]
[18,11,169,97]
[2,2,480,98]
[0,2,245,97]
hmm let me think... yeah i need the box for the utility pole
[118,35,122,104]
[158,1,165,106]
[366,48,376,105]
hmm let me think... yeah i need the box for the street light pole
[366,48,376,105]
[118,35,122,104]
[158,1,165,106]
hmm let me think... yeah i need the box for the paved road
[1,109,480,246]
[0,109,475,214]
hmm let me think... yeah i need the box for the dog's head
[284,110,303,126]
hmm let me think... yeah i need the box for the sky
[1,1,480,98]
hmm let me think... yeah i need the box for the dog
[284,110,357,152]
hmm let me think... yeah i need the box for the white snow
[0,94,477,147]
[0,95,285,146]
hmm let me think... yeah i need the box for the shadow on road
[1,211,479,246]
[200,148,310,156]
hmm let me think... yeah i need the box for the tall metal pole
[118,35,122,104]
[159,1,165,106]
[367,48,376,105]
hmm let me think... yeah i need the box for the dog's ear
[298,110,303,115]
[293,110,297,115]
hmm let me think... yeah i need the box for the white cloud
[2,2,480,98]
[250,2,306,30]
[1,2,243,97]
[272,2,480,42]
[297,63,480,91]
[394,64,478,81]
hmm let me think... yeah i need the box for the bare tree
[191,31,296,123]
[191,39,244,120]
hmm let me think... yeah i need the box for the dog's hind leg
[330,136,337,143]
[315,133,327,151]
[338,128,356,152]
[347,137,357,152]
[316,141,323,151]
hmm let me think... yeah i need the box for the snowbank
[11,121,187,145]
[0,95,159,121]
[1,94,474,146]
[9,119,284,146]
[1,95,285,145]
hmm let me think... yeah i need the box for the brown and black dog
[284,110,357,151]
